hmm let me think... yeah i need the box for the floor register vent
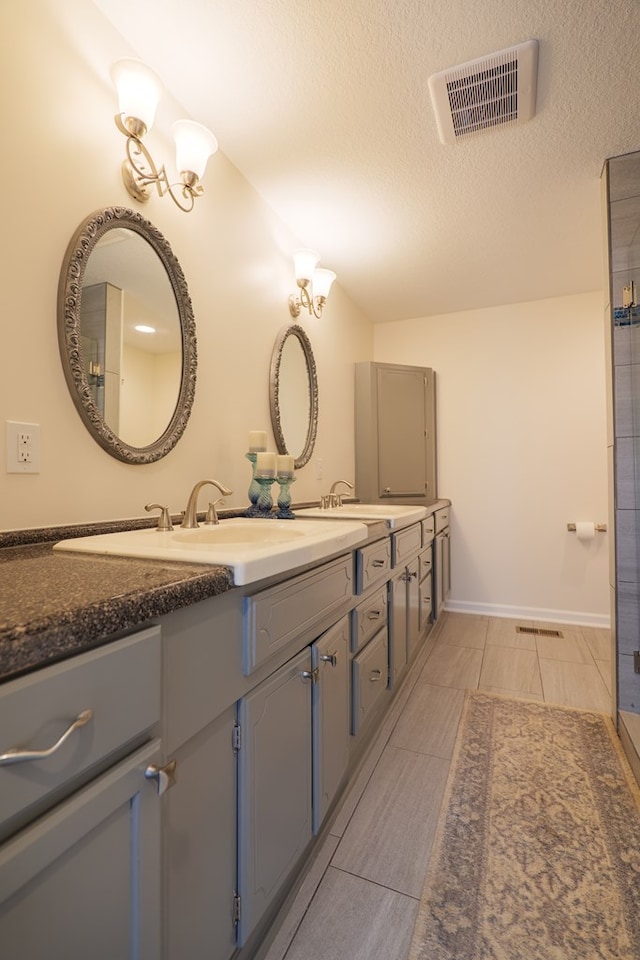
[516,626,563,639]
[428,39,538,144]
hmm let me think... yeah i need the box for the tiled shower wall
[608,152,640,713]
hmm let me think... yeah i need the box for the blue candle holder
[255,475,276,518]
[276,474,296,519]
[245,452,261,517]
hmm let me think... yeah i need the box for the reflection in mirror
[58,207,196,464]
[270,324,318,469]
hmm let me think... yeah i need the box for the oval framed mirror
[270,323,318,469]
[57,206,197,464]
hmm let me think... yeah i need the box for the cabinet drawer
[351,629,388,735]
[0,627,161,841]
[355,537,391,594]
[434,507,450,534]
[391,522,422,568]
[422,515,435,544]
[243,554,354,674]
[420,547,433,581]
[352,585,388,653]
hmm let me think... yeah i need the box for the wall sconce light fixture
[288,249,337,319]
[111,59,218,214]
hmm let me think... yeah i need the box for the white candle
[255,451,276,477]
[276,455,294,477]
[248,430,267,452]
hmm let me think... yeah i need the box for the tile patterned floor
[261,613,613,960]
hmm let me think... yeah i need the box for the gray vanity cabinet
[355,361,437,503]
[312,616,351,832]
[237,648,313,946]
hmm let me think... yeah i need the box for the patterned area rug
[409,692,640,960]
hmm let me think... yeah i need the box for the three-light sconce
[288,249,337,319]
[111,58,218,214]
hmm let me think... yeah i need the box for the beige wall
[0,1,373,531]
[374,292,610,625]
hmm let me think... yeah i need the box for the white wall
[374,293,610,625]
[0,1,373,531]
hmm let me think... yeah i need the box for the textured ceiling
[93,0,640,323]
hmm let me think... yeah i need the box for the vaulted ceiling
[93,0,640,322]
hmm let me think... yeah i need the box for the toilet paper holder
[567,523,607,532]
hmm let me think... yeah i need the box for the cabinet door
[0,740,161,960]
[237,649,313,945]
[389,573,408,688]
[312,618,350,832]
[406,559,420,660]
[164,706,237,960]
[377,365,429,498]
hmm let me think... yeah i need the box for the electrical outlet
[6,421,40,473]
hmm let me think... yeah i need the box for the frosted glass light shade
[172,120,218,180]
[313,267,337,299]
[293,249,320,284]
[111,59,163,131]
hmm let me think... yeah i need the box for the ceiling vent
[428,39,538,145]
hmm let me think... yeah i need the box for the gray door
[165,706,237,960]
[237,649,313,944]
[0,740,161,960]
[312,618,350,832]
[377,365,428,498]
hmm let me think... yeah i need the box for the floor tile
[437,612,487,649]
[283,866,419,960]
[535,630,593,664]
[581,626,612,661]
[389,682,465,759]
[596,658,612,694]
[485,618,536,650]
[539,658,611,712]
[419,643,483,689]
[331,745,449,898]
[263,835,340,960]
[329,725,390,838]
[478,645,543,697]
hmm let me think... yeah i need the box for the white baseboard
[444,598,610,629]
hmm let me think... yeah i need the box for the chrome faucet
[181,479,233,528]
[323,479,354,508]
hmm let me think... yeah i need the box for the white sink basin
[53,518,368,586]
[295,503,427,529]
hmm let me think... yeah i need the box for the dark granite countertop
[0,541,233,684]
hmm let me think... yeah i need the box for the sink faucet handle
[145,503,174,532]
[204,498,226,526]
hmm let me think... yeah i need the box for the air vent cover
[428,39,538,144]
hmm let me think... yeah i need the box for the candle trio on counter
[246,430,295,518]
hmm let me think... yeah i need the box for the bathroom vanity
[0,503,449,960]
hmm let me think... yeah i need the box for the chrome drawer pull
[369,669,383,682]
[145,759,177,796]
[367,610,382,620]
[372,559,386,568]
[301,668,319,684]
[320,653,338,667]
[0,709,93,766]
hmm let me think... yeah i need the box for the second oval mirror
[270,324,318,469]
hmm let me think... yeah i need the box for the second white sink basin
[295,503,427,529]
[53,517,368,586]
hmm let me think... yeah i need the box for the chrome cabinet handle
[369,669,383,682]
[0,709,94,766]
[301,668,319,684]
[366,609,382,620]
[145,759,177,796]
[320,653,338,667]
[372,559,386,568]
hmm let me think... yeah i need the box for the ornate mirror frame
[57,206,197,464]
[269,323,319,469]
